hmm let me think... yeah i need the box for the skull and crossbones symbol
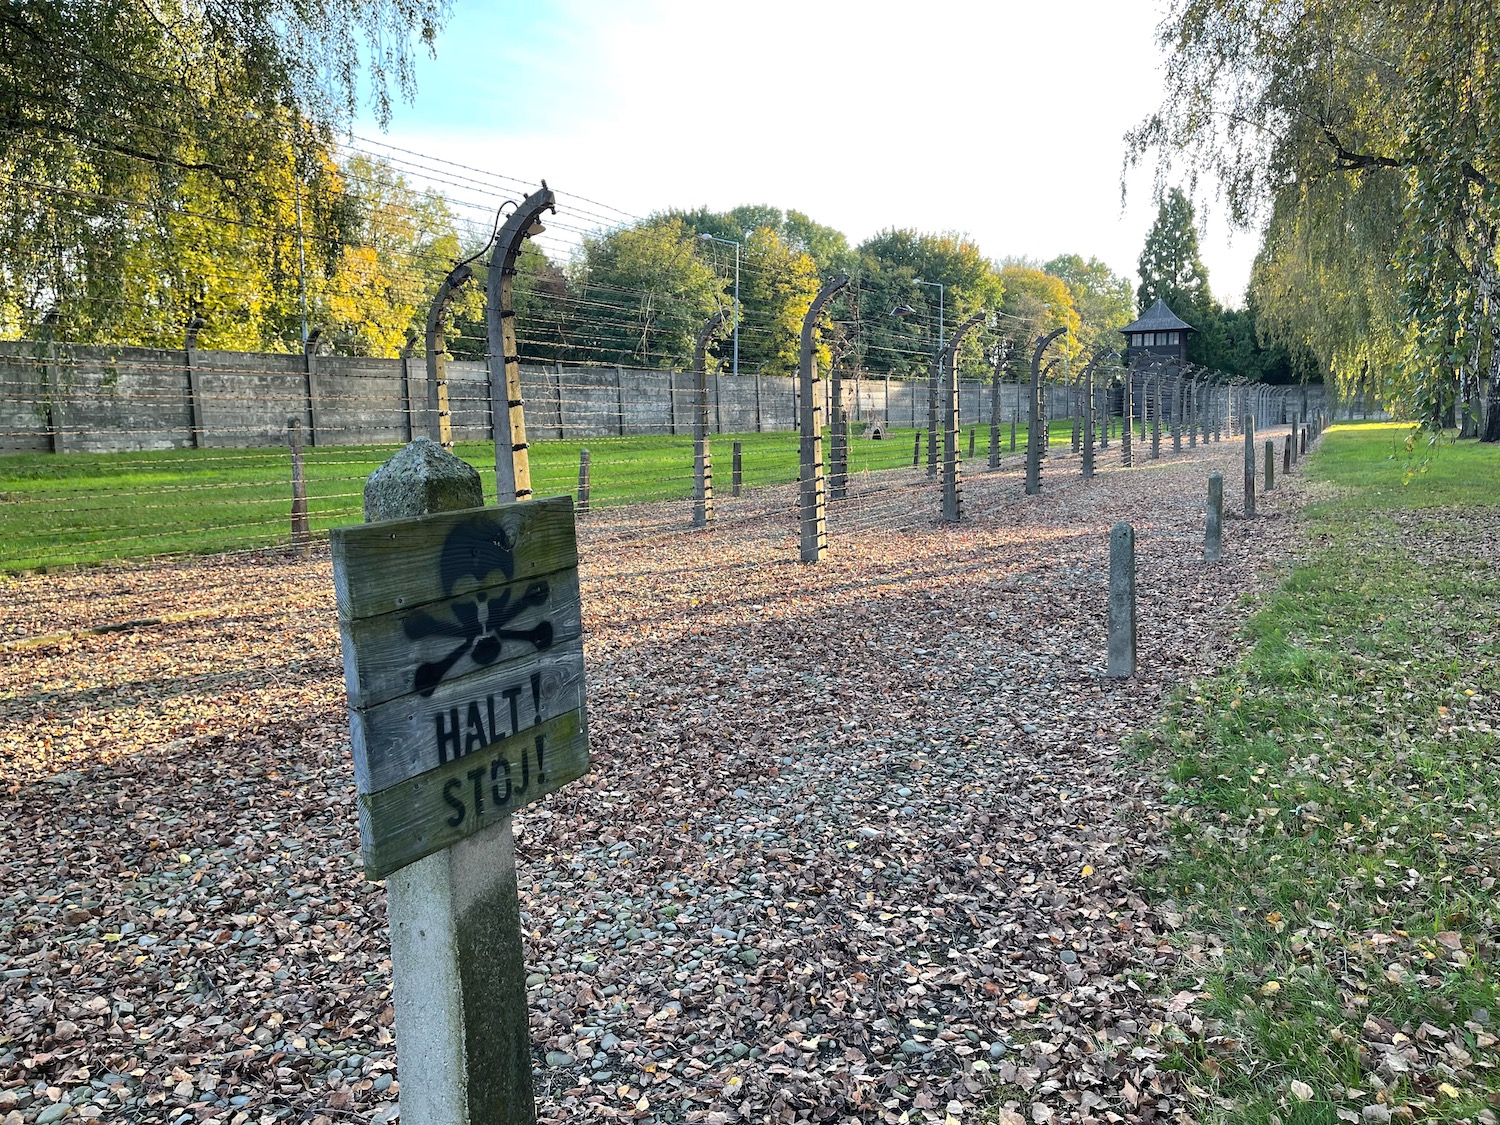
[405,516,554,697]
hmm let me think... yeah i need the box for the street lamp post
[700,234,740,382]
[913,278,944,476]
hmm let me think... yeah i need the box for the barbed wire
[0,119,1287,573]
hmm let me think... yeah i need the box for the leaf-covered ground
[0,433,1303,1125]
[1138,425,1500,1125]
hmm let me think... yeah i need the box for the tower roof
[1121,299,1196,335]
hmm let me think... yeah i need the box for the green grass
[1139,423,1500,1123]
[0,420,1068,571]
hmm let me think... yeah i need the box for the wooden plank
[339,569,582,710]
[350,646,586,794]
[331,496,577,621]
[359,708,589,880]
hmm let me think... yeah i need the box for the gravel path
[0,432,1307,1124]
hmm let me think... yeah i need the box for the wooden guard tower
[1121,299,1195,367]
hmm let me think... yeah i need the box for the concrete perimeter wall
[1,341,1100,454]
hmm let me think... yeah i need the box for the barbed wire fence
[0,130,1331,574]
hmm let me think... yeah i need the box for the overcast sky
[360,0,1259,307]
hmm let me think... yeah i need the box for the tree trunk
[1483,318,1500,442]
[1481,246,1500,442]
[1459,269,1486,437]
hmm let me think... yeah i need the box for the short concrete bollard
[1283,434,1291,477]
[576,448,591,516]
[912,430,921,467]
[1243,414,1257,518]
[1264,438,1275,491]
[1204,473,1224,564]
[732,440,743,497]
[1107,522,1137,678]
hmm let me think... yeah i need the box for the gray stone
[363,437,483,523]
[900,1039,930,1055]
[37,1105,72,1124]
[545,1051,575,1068]
[730,1043,750,1059]
[736,949,759,967]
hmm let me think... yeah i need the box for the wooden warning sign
[331,496,589,879]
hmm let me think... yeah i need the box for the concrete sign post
[331,439,590,1125]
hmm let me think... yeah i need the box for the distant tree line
[1,0,1299,396]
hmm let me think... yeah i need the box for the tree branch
[1318,125,1492,189]
[0,117,229,177]
[1320,126,1400,172]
